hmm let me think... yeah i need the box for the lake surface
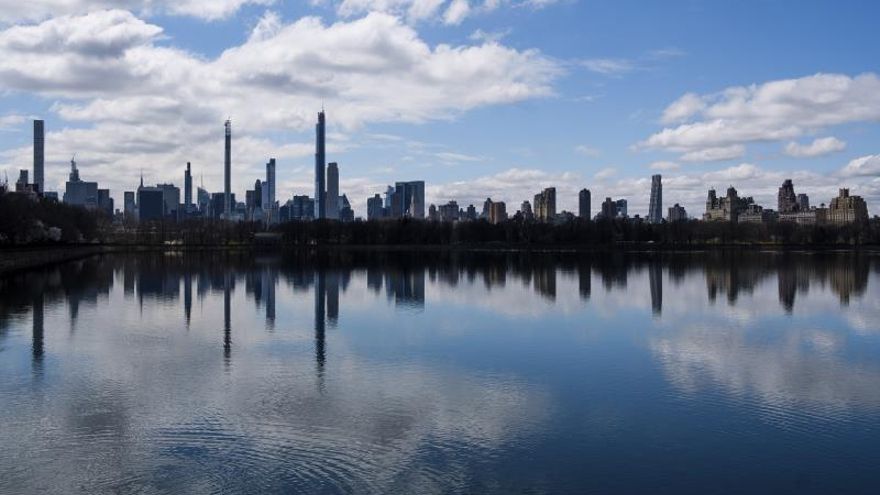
[1,250,880,494]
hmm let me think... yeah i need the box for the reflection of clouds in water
[0,280,549,493]
[650,320,880,428]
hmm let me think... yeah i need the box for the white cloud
[574,145,599,157]
[680,145,745,163]
[443,0,471,24]
[649,161,679,171]
[642,73,880,162]
[839,155,880,178]
[332,0,530,24]
[579,58,634,76]
[784,136,846,158]
[0,113,26,130]
[0,10,560,206]
[0,0,273,23]
[594,167,616,180]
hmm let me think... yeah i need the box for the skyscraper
[224,120,232,218]
[184,162,192,212]
[533,187,556,221]
[648,174,662,224]
[778,179,798,213]
[578,188,591,219]
[314,111,326,219]
[33,120,44,194]
[265,158,276,222]
[326,162,339,219]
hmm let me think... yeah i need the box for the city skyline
[0,2,879,217]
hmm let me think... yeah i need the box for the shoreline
[3,242,880,275]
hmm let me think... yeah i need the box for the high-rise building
[520,200,534,220]
[481,198,493,219]
[33,120,44,194]
[615,199,628,217]
[197,187,210,215]
[392,181,425,218]
[224,120,232,218]
[184,162,192,212]
[578,188,591,219]
[138,187,165,221]
[97,189,113,216]
[667,203,687,222]
[600,197,617,219]
[265,158,276,222]
[292,195,315,220]
[157,184,180,220]
[533,187,556,221]
[124,191,136,220]
[648,175,662,223]
[63,157,98,209]
[778,179,798,213]
[828,188,868,224]
[489,201,507,224]
[314,111,326,219]
[439,201,460,222]
[326,162,339,219]
[797,193,810,210]
[367,194,385,220]
[339,194,354,222]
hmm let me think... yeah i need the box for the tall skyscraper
[224,120,232,218]
[264,158,276,221]
[578,188,591,219]
[648,174,662,223]
[326,162,339,219]
[314,111,326,219]
[778,179,798,213]
[533,187,556,221]
[184,162,192,211]
[33,120,44,193]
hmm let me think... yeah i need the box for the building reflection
[0,250,875,365]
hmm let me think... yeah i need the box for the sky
[0,0,879,217]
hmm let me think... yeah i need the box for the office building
[292,195,315,220]
[138,187,165,221]
[667,203,687,222]
[367,194,385,220]
[797,193,810,210]
[391,181,425,219]
[533,187,556,222]
[314,111,326,219]
[325,162,338,219]
[339,194,354,222]
[828,188,868,224]
[600,197,617,219]
[63,157,98,209]
[33,120,44,193]
[578,188,591,219]
[481,198,493,219]
[615,199,628,217]
[124,191,136,220]
[184,162,192,213]
[648,175,662,223]
[520,200,534,220]
[97,189,113,216]
[264,158,276,223]
[465,204,477,220]
[197,187,210,215]
[224,119,232,218]
[155,184,180,220]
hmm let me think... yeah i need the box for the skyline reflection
[1,251,879,493]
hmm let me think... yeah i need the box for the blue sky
[1,0,879,216]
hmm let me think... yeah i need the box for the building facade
[828,188,868,224]
[578,188,591,219]
[648,175,662,223]
[533,187,556,222]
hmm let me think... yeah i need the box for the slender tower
[314,111,326,219]
[33,120,44,193]
[648,174,662,224]
[326,162,339,219]
[265,158,276,222]
[224,120,232,218]
[184,162,192,212]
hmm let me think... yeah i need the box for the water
[1,250,879,494]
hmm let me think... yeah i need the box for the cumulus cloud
[642,73,880,162]
[839,155,880,178]
[0,0,273,23]
[784,136,846,158]
[574,145,600,156]
[331,0,541,25]
[0,9,559,206]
